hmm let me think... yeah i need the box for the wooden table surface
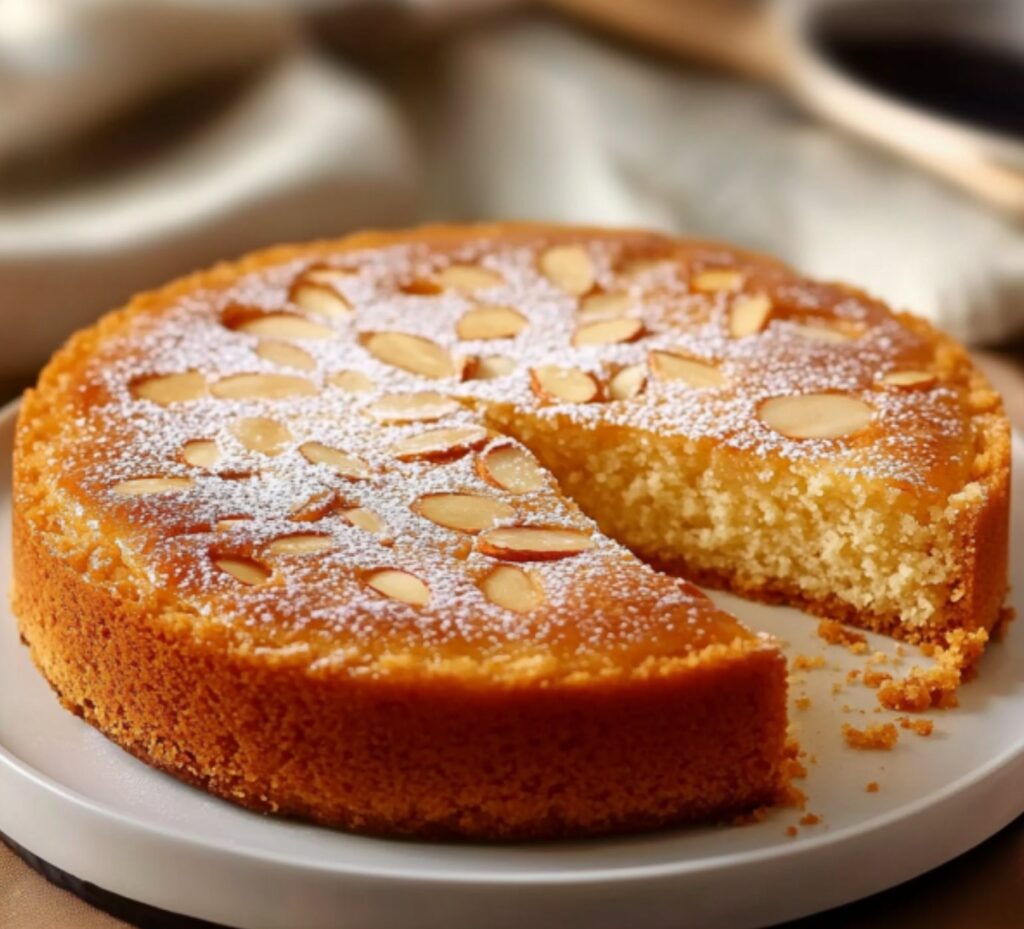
[2,349,1021,929]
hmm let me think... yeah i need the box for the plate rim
[3,717,1024,886]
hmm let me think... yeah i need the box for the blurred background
[2,0,1023,391]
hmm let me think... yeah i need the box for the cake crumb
[846,669,861,682]
[731,806,771,826]
[794,695,811,711]
[782,738,808,781]
[862,668,892,689]
[788,758,809,780]
[865,781,880,793]
[831,682,844,695]
[786,825,799,837]
[897,716,935,737]
[842,722,898,750]
[937,628,988,678]
[786,786,808,809]
[877,666,960,712]
[792,654,826,671]
[817,619,868,654]
[777,740,809,809]
[799,813,821,826]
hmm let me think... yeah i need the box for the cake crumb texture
[842,722,899,750]
[897,716,936,737]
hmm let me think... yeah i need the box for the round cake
[12,224,1009,839]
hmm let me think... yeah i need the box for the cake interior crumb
[817,619,868,653]
[862,668,893,689]
[792,654,827,671]
[897,715,935,737]
[842,721,899,750]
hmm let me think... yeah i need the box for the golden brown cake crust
[13,507,788,839]
[11,222,1009,838]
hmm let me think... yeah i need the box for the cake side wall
[11,506,789,840]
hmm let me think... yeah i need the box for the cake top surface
[20,224,990,681]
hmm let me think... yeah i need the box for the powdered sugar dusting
[46,228,970,671]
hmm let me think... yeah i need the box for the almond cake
[11,224,1010,839]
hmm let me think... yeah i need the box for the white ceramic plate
[1,400,1021,929]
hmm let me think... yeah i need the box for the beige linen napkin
[429,16,1024,346]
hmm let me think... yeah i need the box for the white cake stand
[2,401,1022,929]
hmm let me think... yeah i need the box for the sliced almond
[530,365,599,403]
[292,283,352,319]
[880,370,936,389]
[693,269,742,293]
[302,267,353,287]
[539,245,595,295]
[480,565,543,613]
[729,294,772,338]
[237,313,335,341]
[300,441,371,478]
[290,491,341,522]
[759,393,874,439]
[468,355,515,380]
[400,278,443,297]
[215,517,251,531]
[437,264,503,292]
[389,426,489,462]
[649,352,728,388]
[365,392,460,423]
[233,417,293,456]
[131,372,206,405]
[366,569,430,606]
[456,305,527,341]
[257,340,316,371]
[328,370,375,393]
[477,526,594,561]
[182,440,220,469]
[341,507,384,534]
[214,555,270,586]
[362,331,458,380]
[580,290,631,318]
[788,321,858,344]
[617,257,674,280]
[268,533,333,554]
[608,364,646,400]
[212,373,317,400]
[413,493,514,533]
[573,317,643,347]
[477,445,546,494]
[112,477,193,496]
